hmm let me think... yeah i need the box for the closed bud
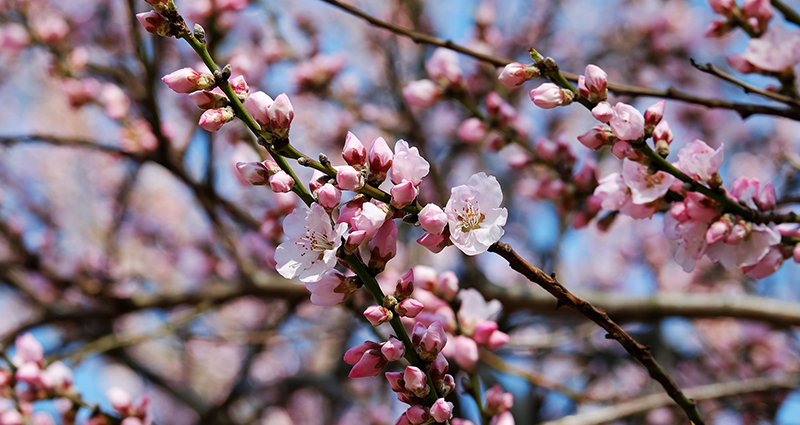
[364,305,392,326]
[136,11,172,37]
[198,106,234,132]
[368,137,394,182]
[390,181,417,208]
[162,67,215,93]
[269,171,294,193]
[342,131,367,168]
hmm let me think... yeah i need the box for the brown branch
[318,0,798,120]
[540,374,800,425]
[488,242,705,425]
[690,59,800,108]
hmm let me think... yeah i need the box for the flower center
[296,227,334,257]
[456,199,485,232]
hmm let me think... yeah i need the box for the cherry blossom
[274,203,348,282]
[444,173,508,255]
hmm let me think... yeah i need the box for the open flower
[445,173,508,255]
[274,203,348,282]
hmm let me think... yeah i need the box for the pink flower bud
[743,0,772,32]
[402,80,442,109]
[645,100,666,126]
[611,140,634,159]
[107,387,133,414]
[348,349,387,378]
[417,232,451,253]
[368,137,394,182]
[486,330,510,350]
[583,64,608,102]
[406,406,429,425]
[391,181,417,208]
[364,305,391,326]
[706,219,732,244]
[591,101,614,122]
[381,338,405,362]
[42,361,73,390]
[485,384,514,415]
[726,222,748,244]
[411,320,447,361]
[269,171,294,193]
[304,270,348,306]
[578,125,611,149]
[308,170,326,194]
[162,67,215,93]
[343,131,367,168]
[396,298,424,318]
[346,230,368,249]
[336,165,364,191]
[229,75,249,98]
[15,333,44,364]
[368,220,398,270]
[244,91,273,127]
[418,203,447,235]
[457,118,487,143]
[316,183,341,210]
[757,182,776,211]
[437,271,459,300]
[425,48,463,87]
[385,371,405,392]
[403,366,429,398]
[530,83,568,108]
[709,0,735,15]
[16,362,41,383]
[429,353,450,381]
[498,62,539,87]
[609,102,645,140]
[189,90,228,110]
[653,120,673,145]
[453,335,479,371]
[199,107,235,132]
[743,246,783,279]
[430,399,454,423]
[268,93,294,131]
[235,162,269,185]
[136,11,171,36]
[395,269,415,298]
[344,341,381,364]
[472,321,498,344]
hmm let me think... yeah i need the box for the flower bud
[644,100,666,127]
[591,101,614,123]
[390,181,417,208]
[364,305,392,326]
[403,366,429,398]
[244,91,273,127]
[368,137,393,182]
[268,93,294,134]
[316,183,341,210]
[609,102,645,141]
[381,338,405,362]
[583,64,608,102]
[430,399,454,423]
[342,131,367,168]
[368,220,398,271]
[229,75,249,99]
[235,162,269,185]
[457,118,487,143]
[402,80,442,109]
[189,90,228,110]
[577,125,612,149]
[269,171,295,193]
[162,67,215,93]
[706,219,732,244]
[416,232,450,253]
[336,165,364,191]
[530,83,572,108]
[395,269,415,298]
[198,107,235,132]
[396,298,424,318]
[498,62,540,87]
[136,11,172,37]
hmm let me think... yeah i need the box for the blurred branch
[772,0,800,28]
[488,242,705,425]
[690,59,800,107]
[484,284,800,328]
[318,0,799,120]
[540,374,800,425]
[480,350,587,402]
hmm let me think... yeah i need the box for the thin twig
[488,242,705,425]
[690,59,800,107]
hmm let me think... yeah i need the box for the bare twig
[690,59,800,107]
[488,242,705,425]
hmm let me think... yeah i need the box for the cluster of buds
[403,48,466,109]
[135,0,178,37]
[706,0,773,37]
[235,155,295,193]
[8,334,74,401]
[343,338,405,378]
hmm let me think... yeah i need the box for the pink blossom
[14,333,44,364]
[342,132,367,168]
[406,406,429,425]
[244,91,273,127]
[706,223,781,269]
[391,181,417,208]
[229,75,249,98]
[304,270,347,306]
[390,140,430,186]
[269,171,294,193]
[417,232,451,253]
[381,338,405,361]
[676,139,723,182]
[425,48,463,87]
[274,203,348,282]
[621,159,675,204]
[644,100,666,126]
[136,11,170,36]
[491,411,516,425]
[336,165,364,191]
[100,84,130,119]
[653,120,673,145]
[473,321,509,350]
[485,384,514,415]
[594,173,629,211]
[609,103,645,140]
[190,90,228,110]
[457,118,487,143]
[31,12,68,43]
[577,126,612,149]
[343,201,386,239]
[41,361,72,390]
[411,320,447,361]
[706,219,732,244]
[419,204,447,235]
[396,298,424,318]
[0,23,30,51]
[368,137,394,182]
[403,366,429,397]
[364,305,391,326]
[346,347,387,378]
[733,25,800,73]
[530,83,569,109]
[316,183,342,210]
[730,177,776,210]
[16,362,41,383]
[498,62,538,87]
[445,173,508,255]
[108,388,133,414]
[0,411,22,425]
[268,93,294,132]
[437,272,459,301]
[452,335,479,371]
[458,288,502,335]
[402,80,442,109]
[430,399,454,422]
[743,0,773,33]
[742,246,784,278]
[582,64,608,102]
[162,67,215,93]
[199,107,235,132]
[395,269,415,298]
[709,0,735,15]
[591,102,614,122]
[368,220,397,269]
